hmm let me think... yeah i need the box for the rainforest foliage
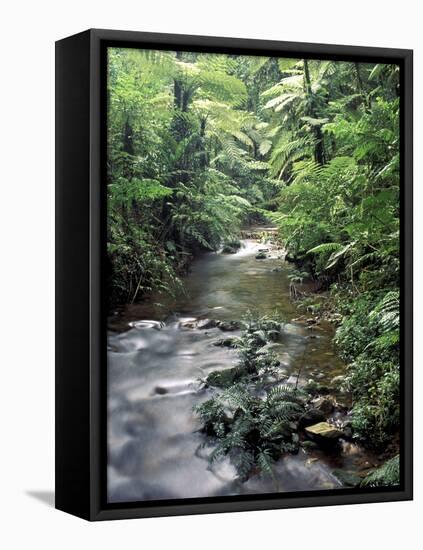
[195,317,307,480]
[107,49,400,452]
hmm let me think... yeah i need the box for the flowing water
[107,229,375,503]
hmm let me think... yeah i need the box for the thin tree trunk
[303,59,312,95]
[303,59,324,165]
[355,62,370,111]
[174,51,183,109]
[123,118,134,156]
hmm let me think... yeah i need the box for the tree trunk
[355,62,370,111]
[174,51,183,109]
[199,117,208,168]
[303,59,312,96]
[303,59,325,165]
[123,118,134,156]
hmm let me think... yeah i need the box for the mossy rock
[217,320,242,331]
[304,379,331,396]
[212,337,240,348]
[300,440,319,451]
[298,408,326,430]
[222,239,241,254]
[311,397,334,415]
[332,469,362,487]
[305,422,343,441]
[206,367,240,388]
[222,244,237,254]
[197,318,218,329]
[284,253,296,263]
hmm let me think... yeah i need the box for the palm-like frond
[197,70,248,107]
[369,291,400,332]
[307,242,342,255]
[325,241,356,269]
[290,159,323,184]
[269,136,312,178]
[248,56,271,75]
[277,58,301,73]
[264,93,299,111]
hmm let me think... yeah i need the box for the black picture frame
[55,28,413,521]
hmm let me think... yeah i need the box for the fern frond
[277,58,301,73]
[197,70,248,107]
[360,455,400,487]
[290,159,323,185]
[269,137,312,179]
[231,450,256,479]
[369,291,400,332]
[259,140,272,156]
[307,242,342,255]
[326,241,356,269]
[248,56,270,75]
[257,448,276,478]
[264,93,298,111]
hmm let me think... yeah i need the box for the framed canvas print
[55,29,413,521]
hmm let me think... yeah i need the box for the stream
[107,228,376,502]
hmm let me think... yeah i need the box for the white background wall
[0,1,420,548]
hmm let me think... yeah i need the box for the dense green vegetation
[107,49,277,305]
[266,63,400,450]
[107,48,400,479]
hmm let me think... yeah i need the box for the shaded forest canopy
[107,48,400,453]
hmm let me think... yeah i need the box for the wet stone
[217,320,242,331]
[197,319,218,330]
[300,440,319,451]
[154,386,168,395]
[312,397,334,415]
[212,337,239,348]
[305,422,344,441]
[298,408,327,430]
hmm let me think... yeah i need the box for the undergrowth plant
[195,383,305,482]
[335,290,400,446]
[360,455,400,487]
[195,319,306,481]
[204,317,284,388]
